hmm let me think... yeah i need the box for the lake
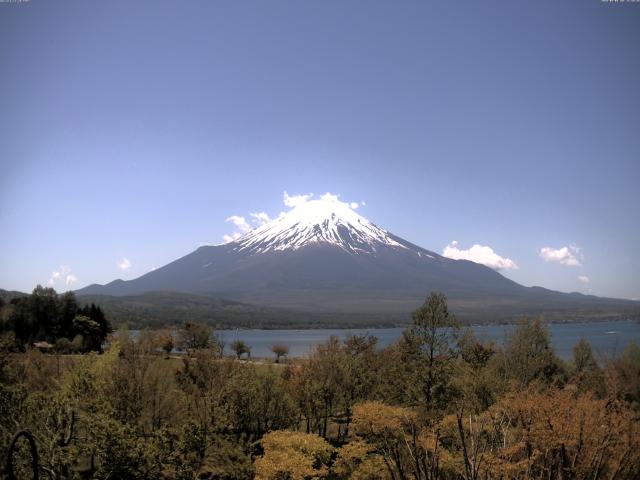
[213,319,640,359]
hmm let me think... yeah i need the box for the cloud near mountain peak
[223,191,364,243]
[442,241,518,271]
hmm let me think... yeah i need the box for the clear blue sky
[1,0,638,299]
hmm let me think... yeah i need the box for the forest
[0,286,111,354]
[1,291,639,479]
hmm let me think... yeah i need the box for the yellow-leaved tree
[254,430,333,480]
[332,439,389,479]
[351,401,449,480]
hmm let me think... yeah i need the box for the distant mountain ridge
[76,196,640,323]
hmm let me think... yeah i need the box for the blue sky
[1,0,638,299]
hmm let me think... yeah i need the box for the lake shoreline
[126,319,640,360]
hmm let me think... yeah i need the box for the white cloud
[223,191,364,242]
[47,265,76,289]
[319,192,340,202]
[222,215,253,243]
[117,257,132,271]
[282,191,361,210]
[226,215,251,233]
[578,275,590,283]
[48,271,61,286]
[283,191,313,207]
[538,245,582,266]
[250,211,271,226]
[442,241,518,271]
[223,232,243,243]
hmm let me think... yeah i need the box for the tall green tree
[611,341,640,405]
[72,315,104,352]
[404,292,459,411]
[177,321,214,351]
[570,338,605,396]
[58,292,78,340]
[501,317,565,388]
[572,338,598,373]
[29,285,60,340]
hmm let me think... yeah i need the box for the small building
[33,341,54,352]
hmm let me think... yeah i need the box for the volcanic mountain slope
[76,196,640,322]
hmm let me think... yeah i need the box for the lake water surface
[214,319,640,359]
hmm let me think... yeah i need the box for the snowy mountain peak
[233,194,407,254]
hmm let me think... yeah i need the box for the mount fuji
[76,195,639,323]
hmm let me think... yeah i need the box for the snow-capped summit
[233,193,407,254]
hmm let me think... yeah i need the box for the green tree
[573,338,598,373]
[453,329,500,412]
[71,334,84,352]
[177,321,213,351]
[290,336,348,438]
[501,317,565,388]
[72,315,104,352]
[404,292,459,411]
[568,338,604,395]
[231,340,251,360]
[271,343,289,363]
[79,303,111,339]
[58,291,78,340]
[29,285,60,341]
[338,335,379,440]
[222,365,296,440]
[610,341,640,404]
[175,349,236,459]
[158,329,175,357]
[457,328,494,369]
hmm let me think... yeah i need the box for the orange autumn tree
[482,388,640,479]
[350,392,640,480]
